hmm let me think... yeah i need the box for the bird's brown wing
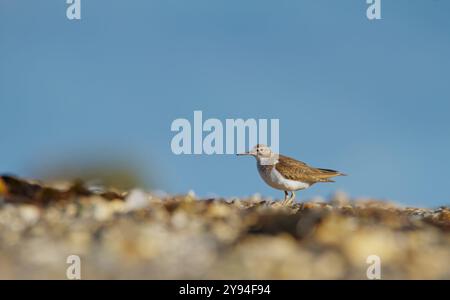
[275,155,343,184]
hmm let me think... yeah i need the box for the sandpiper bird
[237,144,346,205]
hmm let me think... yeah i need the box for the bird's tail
[316,168,347,181]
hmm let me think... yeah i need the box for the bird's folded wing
[275,155,339,183]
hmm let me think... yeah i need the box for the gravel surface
[0,177,449,279]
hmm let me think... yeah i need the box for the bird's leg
[282,191,295,206]
[290,191,296,203]
[285,191,295,206]
[282,191,289,205]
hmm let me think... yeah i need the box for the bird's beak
[237,150,256,156]
[237,152,250,156]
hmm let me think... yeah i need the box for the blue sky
[1,1,449,207]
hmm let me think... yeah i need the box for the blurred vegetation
[31,154,154,190]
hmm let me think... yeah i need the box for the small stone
[19,205,40,225]
[124,189,151,212]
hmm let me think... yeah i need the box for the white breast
[257,164,310,191]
